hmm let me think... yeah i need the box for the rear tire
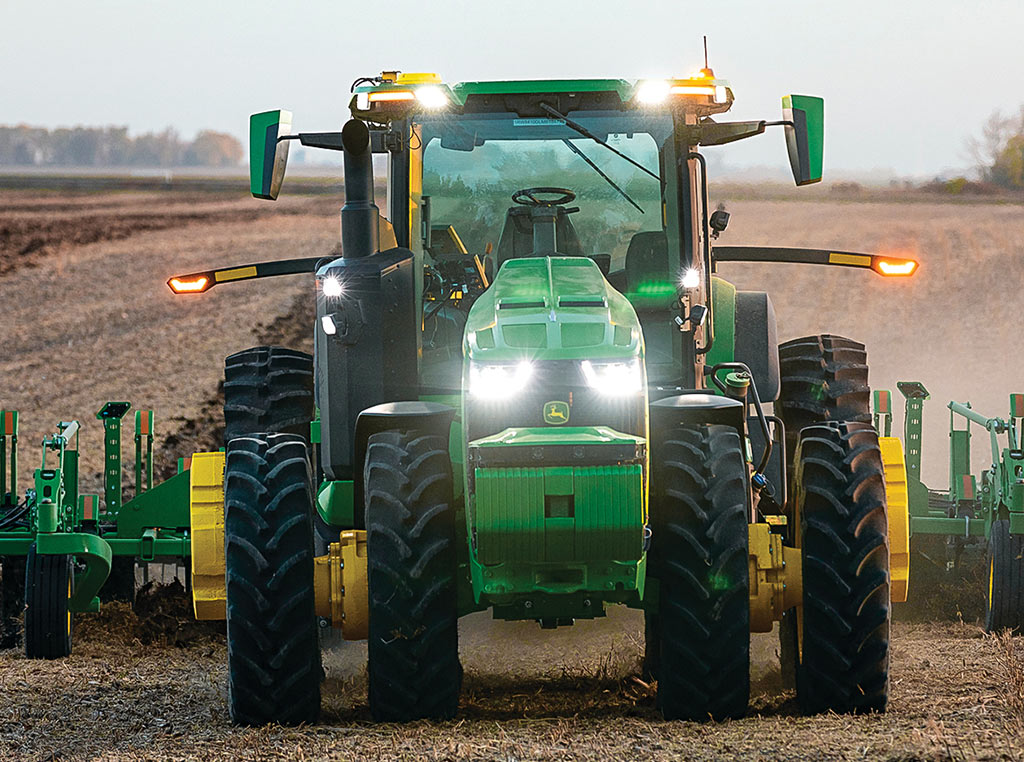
[777,335,871,478]
[224,433,321,726]
[223,346,336,553]
[794,422,890,714]
[223,347,315,444]
[649,424,750,721]
[365,430,461,722]
[24,545,73,659]
[986,519,1024,632]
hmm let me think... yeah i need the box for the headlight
[581,359,643,396]
[468,361,534,399]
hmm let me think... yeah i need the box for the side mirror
[249,110,292,200]
[782,95,823,186]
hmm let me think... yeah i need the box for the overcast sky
[3,0,1022,177]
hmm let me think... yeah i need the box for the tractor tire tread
[365,430,461,722]
[796,421,890,715]
[225,433,321,726]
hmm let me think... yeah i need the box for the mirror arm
[276,132,346,151]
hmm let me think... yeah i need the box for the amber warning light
[168,275,211,293]
[872,258,918,277]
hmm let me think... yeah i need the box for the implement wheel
[985,520,1024,632]
[777,335,871,478]
[224,433,321,726]
[649,424,750,721]
[0,556,26,649]
[791,422,890,714]
[24,545,73,659]
[365,430,461,722]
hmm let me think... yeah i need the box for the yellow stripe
[214,266,258,283]
[828,252,872,267]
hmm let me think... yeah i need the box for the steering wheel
[511,187,576,207]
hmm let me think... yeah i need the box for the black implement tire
[24,545,72,659]
[365,430,461,722]
[0,556,26,649]
[100,557,137,605]
[649,424,750,721]
[224,433,321,726]
[223,347,314,444]
[777,335,871,480]
[794,422,890,714]
[986,519,1024,632]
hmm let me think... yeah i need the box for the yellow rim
[66,576,72,637]
[989,556,995,610]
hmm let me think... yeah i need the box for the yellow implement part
[748,523,802,632]
[189,451,226,620]
[879,436,910,603]
[314,530,369,640]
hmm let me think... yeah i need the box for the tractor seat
[494,206,586,266]
[624,230,670,294]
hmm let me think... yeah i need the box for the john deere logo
[544,401,570,425]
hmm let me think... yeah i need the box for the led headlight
[468,361,534,399]
[581,359,643,396]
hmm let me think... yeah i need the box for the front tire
[649,424,750,721]
[24,545,73,659]
[224,433,321,726]
[986,519,1024,632]
[365,430,461,722]
[793,422,890,714]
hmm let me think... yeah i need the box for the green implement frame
[0,403,193,647]
[879,383,1024,576]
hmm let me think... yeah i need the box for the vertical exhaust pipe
[340,119,379,259]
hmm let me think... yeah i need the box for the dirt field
[1,187,1023,760]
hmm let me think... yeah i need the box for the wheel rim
[988,555,995,610]
[66,576,72,637]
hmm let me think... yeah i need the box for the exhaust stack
[340,119,379,259]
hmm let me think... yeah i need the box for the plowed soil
[1,186,1023,761]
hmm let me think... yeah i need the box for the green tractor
[169,69,917,723]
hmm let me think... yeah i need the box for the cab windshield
[419,110,673,269]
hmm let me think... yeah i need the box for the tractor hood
[464,257,642,363]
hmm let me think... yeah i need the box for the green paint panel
[704,276,737,369]
[474,463,643,567]
[464,257,642,363]
[475,468,545,564]
[114,470,191,537]
[317,480,355,528]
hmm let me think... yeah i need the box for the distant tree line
[970,107,1024,188]
[0,125,243,167]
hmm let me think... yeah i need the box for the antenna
[704,35,709,70]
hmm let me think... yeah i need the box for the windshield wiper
[561,139,644,214]
[541,103,660,181]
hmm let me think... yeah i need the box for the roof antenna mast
[704,35,709,70]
